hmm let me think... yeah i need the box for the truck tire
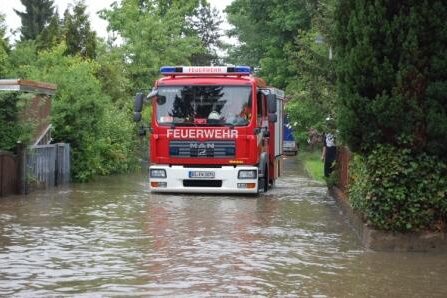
[258,164,268,193]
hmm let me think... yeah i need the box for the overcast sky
[2,0,234,41]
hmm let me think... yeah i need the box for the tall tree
[225,0,336,147]
[95,41,132,107]
[188,0,223,65]
[0,14,10,77]
[335,0,447,157]
[36,14,63,51]
[284,0,337,143]
[15,0,55,41]
[63,1,97,59]
[225,0,316,88]
[101,0,203,89]
[0,14,8,51]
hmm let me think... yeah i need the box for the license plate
[189,171,215,179]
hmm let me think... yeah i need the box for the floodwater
[0,158,446,297]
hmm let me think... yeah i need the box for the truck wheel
[258,165,268,193]
[264,165,269,192]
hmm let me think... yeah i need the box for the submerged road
[0,157,446,296]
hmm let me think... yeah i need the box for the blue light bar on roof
[160,66,252,75]
[233,66,251,73]
[159,66,178,73]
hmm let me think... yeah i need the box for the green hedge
[0,92,33,151]
[349,145,447,232]
[0,92,19,151]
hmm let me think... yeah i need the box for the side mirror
[135,93,145,113]
[147,88,158,99]
[134,112,142,122]
[269,114,277,123]
[267,94,277,113]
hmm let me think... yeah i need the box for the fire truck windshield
[156,86,252,126]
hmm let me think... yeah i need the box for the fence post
[17,142,27,195]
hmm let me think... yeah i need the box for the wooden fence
[26,143,70,189]
[336,146,352,194]
[0,151,18,197]
[55,143,70,185]
[0,143,70,197]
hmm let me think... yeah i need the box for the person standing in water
[321,117,337,178]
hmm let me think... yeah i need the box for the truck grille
[183,180,223,187]
[169,141,236,158]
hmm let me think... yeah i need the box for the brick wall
[19,94,52,144]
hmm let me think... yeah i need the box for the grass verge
[298,150,325,182]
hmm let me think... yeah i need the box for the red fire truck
[134,66,284,194]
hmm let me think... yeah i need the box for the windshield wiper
[199,123,236,129]
[170,122,197,128]
[168,122,235,128]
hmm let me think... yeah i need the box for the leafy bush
[23,44,138,182]
[5,41,38,78]
[96,105,139,175]
[0,93,20,151]
[0,92,33,151]
[0,45,8,77]
[349,145,447,232]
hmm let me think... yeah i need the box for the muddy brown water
[0,158,446,297]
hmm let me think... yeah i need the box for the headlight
[150,169,166,178]
[238,170,257,179]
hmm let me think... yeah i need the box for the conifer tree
[188,0,223,65]
[0,14,10,76]
[63,1,97,59]
[335,0,447,157]
[36,14,63,51]
[101,0,203,89]
[0,14,8,52]
[15,0,55,41]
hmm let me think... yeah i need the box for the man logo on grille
[189,143,215,149]
[190,142,215,156]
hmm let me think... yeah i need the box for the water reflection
[0,158,446,296]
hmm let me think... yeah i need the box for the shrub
[96,105,139,175]
[349,145,447,232]
[23,44,138,182]
[0,92,33,151]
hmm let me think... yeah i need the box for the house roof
[0,79,57,95]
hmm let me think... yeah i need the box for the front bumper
[149,165,259,194]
